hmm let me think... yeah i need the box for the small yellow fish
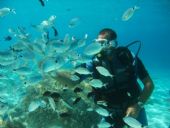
[122,6,140,21]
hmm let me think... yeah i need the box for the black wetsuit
[83,47,149,128]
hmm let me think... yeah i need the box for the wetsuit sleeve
[136,57,149,80]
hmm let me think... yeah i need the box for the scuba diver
[55,28,154,128]
[87,28,154,127]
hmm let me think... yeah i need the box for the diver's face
[98,34,106,40]
[97,34,117,48]
[96,34,109,46]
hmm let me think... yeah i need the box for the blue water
[0,0,170,128]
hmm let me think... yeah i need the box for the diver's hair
[99,28,117,41]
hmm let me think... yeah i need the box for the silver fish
[48,35,71,54]
[10,42,27,52]
[95,107,109,117]
[0,64,13,73]
[40,15,56,30]
[13,66,33,75]
[48,97,56,111]
[68,17,80,28]
[0,51,16,61]
[19,49,35,60]
[84,42,103,56]
[97,121,112,128]
[123,116,142,128]
[75,67,92,75]
[40,57,65,73]
[76,54,92,64]
[24,74,43,85]
[77,34,88,48]
[96,66,113,77]
[28,100,46,112]
[0,58,16,66]
[97,101,108,107]
[89,79,105,88]
[70,74,80,81]
[0,7,16,17]
[32,15,56,32]
[122,6,140,21]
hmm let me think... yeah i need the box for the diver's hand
[125,104,142,118]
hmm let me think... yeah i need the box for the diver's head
[99,28,117,41]
[96,28,118,48]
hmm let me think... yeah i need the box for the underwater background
[0,0,170,128]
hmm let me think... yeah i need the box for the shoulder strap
[125,40,141,59]
[125,40,142,75]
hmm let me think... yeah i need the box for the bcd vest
[91,46,140,105]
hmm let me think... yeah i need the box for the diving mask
[95,38,117,48]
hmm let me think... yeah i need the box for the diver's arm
[126,58,154,118]
[55,72,80,86]
[138,75,154,104]
[126,75,154,118]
